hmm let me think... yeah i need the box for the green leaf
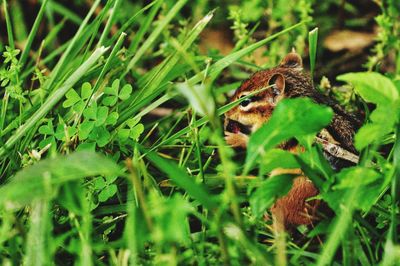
[78,121,95,140]
[245,98,333,173]
[91,126,111,147]
[323,167,383,212]
[38,137,55,150]
[150,194,193,245]
[250,174,294,218]
[73,101,85,113]
[333,167,381,189]
[0,151,122,208]
[98,184,117,202]
[96,106,109,126]
[259,149,300,175]
[355,124,386,150]
[38,120,54,135]
[108,79,120,95]
[63,89,81,108]
[354,100,399,150]
[54,124,77,141]
[83,104,97,120]
[337,72,399,105]
[105,111,119,126]
[117,128,130,141]
[119,84,132,100]
[130,124,144,140]
[126,118,140,128]
[176,82,215,116]
[76,142,96,152]
[81,82,92,100]
[102,96,117,106]
[105,174,118,184]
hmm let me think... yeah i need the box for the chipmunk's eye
[239,95,252,107]
[240,99,251,107]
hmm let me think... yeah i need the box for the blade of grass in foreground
[0,46,109,158]
[140,145,218,210]
[25,197,51,265]
[316,183,361,265]
[0,151,121,207]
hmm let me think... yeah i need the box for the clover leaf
[38,119,56,149]
[78,103,108,139]
[89,126,111,147]
[63,82,93,113]
[102,79,132,106]
[54,123,77,141]
[117,118,144,143]
[93,174,119,203]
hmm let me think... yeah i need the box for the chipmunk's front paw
[225,132,249,148]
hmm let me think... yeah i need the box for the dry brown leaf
[324,30,376,52]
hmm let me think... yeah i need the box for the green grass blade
[308,27,318,79]
[117,10,214,124]
[141,146,218,210]
[2,0,14,48]
[25,198,51,265]
[127,0,162,56]
[43,0,101,94]
[98,0,122,46]
[121,20,305,128]
[0,46,109,158]
[19,0,49,69]
[47,1,83,25]
[317,187,360,266]
[189,20,309,85]
[108,0,158,45]
[122,0,188,77]
[10,0,27,42]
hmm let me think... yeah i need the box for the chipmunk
[224,51,361,229]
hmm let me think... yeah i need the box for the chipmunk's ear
[268,73,285,104]
[268,73,285,95]
[280,52,303,69]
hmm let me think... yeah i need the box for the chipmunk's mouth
[225,119,252,135]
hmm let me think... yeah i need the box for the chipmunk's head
[224,52,312,147]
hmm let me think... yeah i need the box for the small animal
[224,51,361,229]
